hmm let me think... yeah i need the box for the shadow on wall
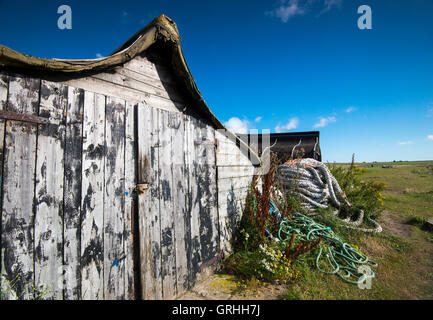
[225,186,243,251]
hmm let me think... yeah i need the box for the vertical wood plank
[1,74,40,299]
[184,115,201,285]
[63,86,84,300]
[80,91,105,300]
[0,72,8,296]
[104,96,126,300]
[182,114,193,290]
[195,120,218,266]
[203,122,219,261]
[137,104,162,299]
[137,103,151,299]
[0,72,7,107]
[0,72,7,177]
[124,101,136,299]
[34,81,67,299]
[149,106,162,300]
[171,112,188,294]
[0,72,9,291]
[159,110,176,299]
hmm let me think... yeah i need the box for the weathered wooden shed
[0,15,260,300]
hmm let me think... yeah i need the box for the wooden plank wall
[215,129,258,254]
[136,108,220,299]
[63,54,185,114]
[0,72,135,300]
[0,69,257,300]
[34,81,68,299]
[1,74,40,300]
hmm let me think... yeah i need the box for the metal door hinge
[0,110,50,124]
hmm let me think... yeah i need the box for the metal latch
[136,183,149,194]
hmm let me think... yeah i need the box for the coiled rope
[277,158,382,233]
[266,201,377,285]
[277,211,378,285]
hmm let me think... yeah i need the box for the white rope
[277,158,382,233]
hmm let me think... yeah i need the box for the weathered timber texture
[0,73,7,287]
[158,110,176,299]
[63,55,186,114]
[63,86,84,300]
[104,96,126,300]
[171,112,188,294]
[1,74,40,299]
[215,129,257,254]
[0,72,7,293]
[80,91,105,300]
[124,101,136,300]
[135,107,227,300]
[0,73,137,300]
[185,116,201,285]
[137,104,162,299]
[0,61,258,300]
[34,81,67,299]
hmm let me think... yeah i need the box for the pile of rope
[261,198,378,285]
[276,210,377,285]
[277,158,382,233]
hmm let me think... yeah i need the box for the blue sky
[0,0,432,162]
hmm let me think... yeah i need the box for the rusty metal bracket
[136,183,149,194]
[0,110,50,124]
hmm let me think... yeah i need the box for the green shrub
[328,158,386,219]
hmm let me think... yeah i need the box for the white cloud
[265,0,306,23]
[224,117,250,134]
[95,53,103,58]
[427,135,433,141]
[398,141,413,145]
[275,117,299,132]
[313,116,336,128]
[319,0,342,15]
[266,0,342,23]
[121,10,130,24]
[345,106,357,113]
[254,116,262,123]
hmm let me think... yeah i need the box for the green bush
[328,161,386,219]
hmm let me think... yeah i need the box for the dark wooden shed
[238,131,322,162]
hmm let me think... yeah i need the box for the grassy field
[283,160,433,300]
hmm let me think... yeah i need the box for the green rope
[277,212,377,285]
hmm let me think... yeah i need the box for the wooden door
[136,105,219,300]
[0,72,136,300]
